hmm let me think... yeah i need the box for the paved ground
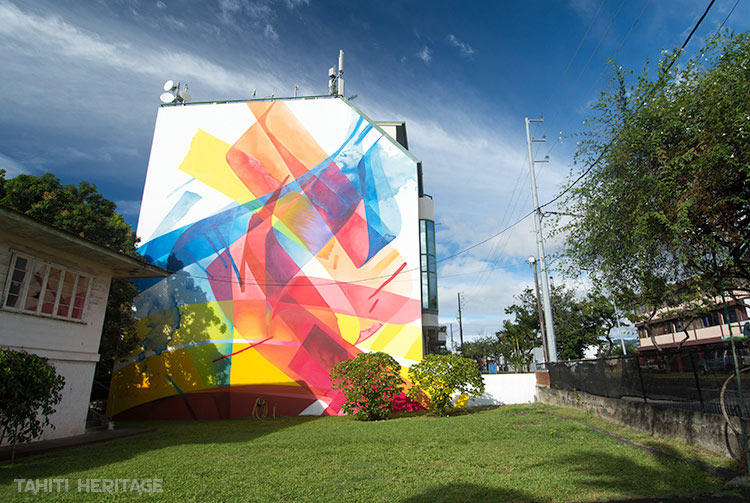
[0,428,152,461]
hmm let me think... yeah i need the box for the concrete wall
[537,386,743,458]
[0,229,113,440]
[457,373,537,407]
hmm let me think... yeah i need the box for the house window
[3,253,92,321]
[419,219,437,312]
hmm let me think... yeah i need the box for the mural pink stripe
[368,262,407,300]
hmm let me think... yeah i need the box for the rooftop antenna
[337,50,344,96]
[160,80,191,104]
[328,50,345,96]
[328,65,337,95]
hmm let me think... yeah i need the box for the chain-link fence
[547,340,750,418]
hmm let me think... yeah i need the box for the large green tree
[500,286,619,361]
[0,171,141,392]
[496,288,542,371]
[557,32,750,326]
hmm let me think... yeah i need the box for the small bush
[407,354,485,416]
[330,352,404,421]
[0,348,65,461]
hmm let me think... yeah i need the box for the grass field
[0,404,744,502]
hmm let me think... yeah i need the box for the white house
[0,204,168,440]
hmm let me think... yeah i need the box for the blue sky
[1,0,748,342]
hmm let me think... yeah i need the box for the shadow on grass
[399,482,532,503]
[391,405,501,420]
[533,444,742,501]
[0,415,320,483]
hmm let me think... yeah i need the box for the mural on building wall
[107,98,422,419]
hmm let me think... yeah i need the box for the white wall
[455,373,537,407]
[0,229,113,440]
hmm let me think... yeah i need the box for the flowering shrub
[330,352,404,421]
[390,392,427,412]
[407,354,485,416]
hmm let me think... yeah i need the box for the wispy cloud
[264,23,279,41]
[0,2,286,97]
[115,199,142,217]
[417,45,432,64]
[0,152,29,178]
[568,0,600,19]
[218,0,309,28]
[447,34,475,57]
[284,0,310,7]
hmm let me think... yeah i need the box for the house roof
[0,205,170,279]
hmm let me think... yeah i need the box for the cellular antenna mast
[328,50,345,96]
[337,50,344,97]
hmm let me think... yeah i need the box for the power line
[542,0,627,131]
[540,0,607,113]
[543,0,652,160]
[148,0,726,292]
[539,0,718,210]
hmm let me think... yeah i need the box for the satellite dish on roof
[178,87,191,103]
[160,92,175,104]
[163,80,175,92]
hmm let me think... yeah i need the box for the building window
[419,219,437,312]
[3,253,92,321]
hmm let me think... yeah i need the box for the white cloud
[0,152,29,178]
[0,2,287,98]
[115,199,142,217]
[155,1,166,9]
[417,45,432,64]
[568,0,600,19]
[161,15,185,30]
[264,23,279,41]
[284,0,310,8]
[447,34,475,57]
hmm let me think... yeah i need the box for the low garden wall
[458,373,537,407]
[537,385,743,458]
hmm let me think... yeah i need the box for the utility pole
[612,297,626,355]
[528,256,549,363]
[449,323,456,353]
[457,292,464,352]
[525,117,557,361]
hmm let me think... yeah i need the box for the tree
[459,337,498,362]
[497,288,542,371]
[579,289,620,356]
[407,354,485,416]
[0,171,140,391]
[330,352,404,421]
[556,32,750,326]
[501,286,621,361]
[0,349,65,462]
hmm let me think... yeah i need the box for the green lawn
[0,404,743,502]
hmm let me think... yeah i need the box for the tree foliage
[557,32,750,324]
[499,286,620,362]
[330,352,404,421]
[0,349,65,462]
[459,337,498,362]
[407,354,485,416]
[0,171,140,390]
[497,288,542,371]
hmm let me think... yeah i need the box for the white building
[0,205,167,440]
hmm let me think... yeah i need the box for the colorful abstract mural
[107,98,422,419]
